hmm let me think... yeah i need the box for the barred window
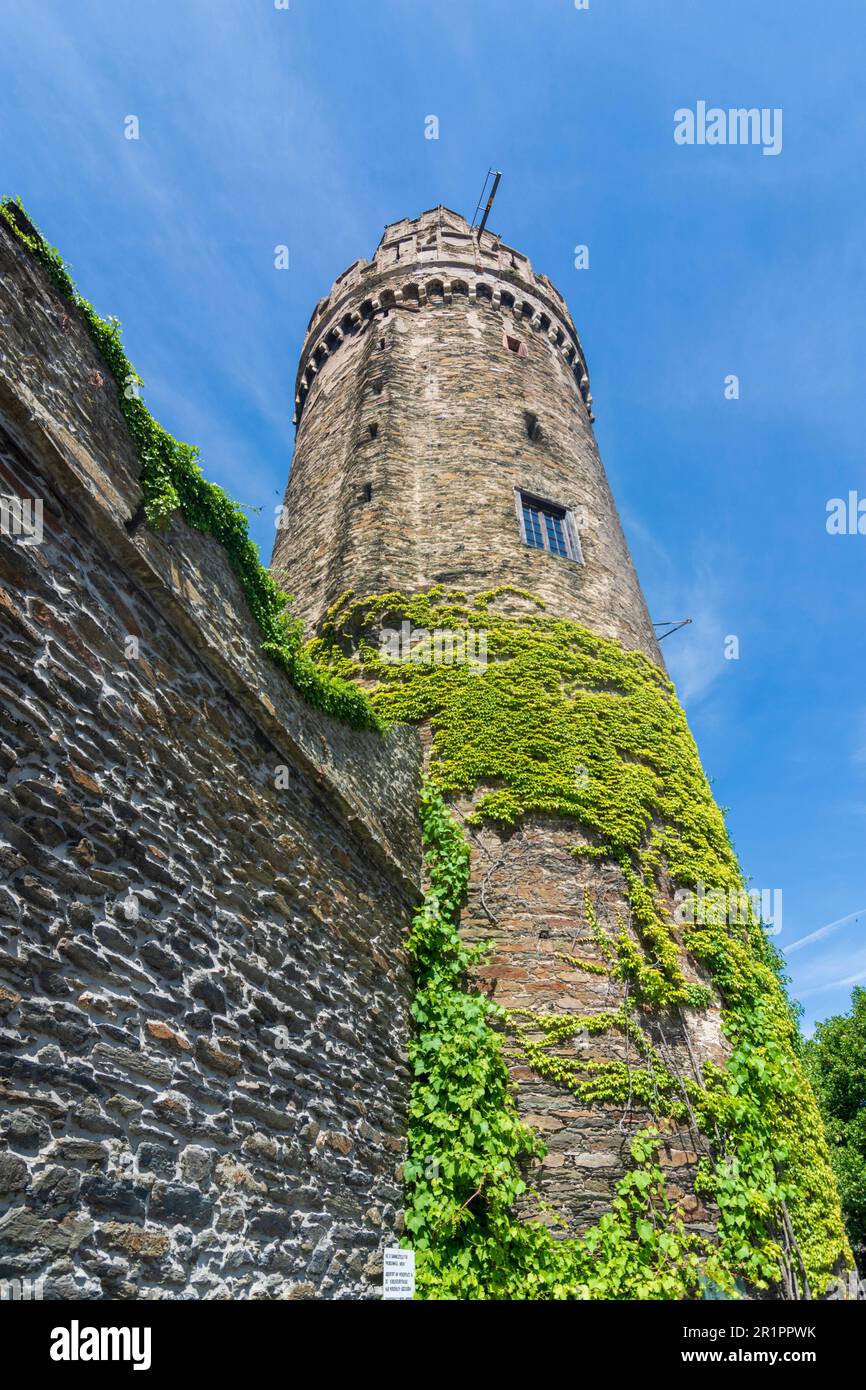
[515,490,582,562]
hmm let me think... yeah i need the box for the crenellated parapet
[293,207,593,424]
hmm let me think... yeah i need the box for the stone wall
[455,801,727,1239]
[271,207,662,667]
[0,219,423,1300]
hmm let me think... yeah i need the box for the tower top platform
[293,206,589,423]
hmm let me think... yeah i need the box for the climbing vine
[404,783,729,1299]
[313,587,851,1297]
[0,197,380,732]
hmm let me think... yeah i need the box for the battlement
[294,206,591,424]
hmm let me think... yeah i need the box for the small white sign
[382,1247,415,1300]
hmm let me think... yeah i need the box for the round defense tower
[269,209,849,1293]
[271,206,661,667]
[271,206,717,1242]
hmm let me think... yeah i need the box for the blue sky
[1,0,863,1030]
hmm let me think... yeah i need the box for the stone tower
[270,207,847,1288]
[270,206,724,1236]
[271,207,661,667]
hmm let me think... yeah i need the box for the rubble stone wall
[0,219,422,1301]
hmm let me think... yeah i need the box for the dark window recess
[516,489,582,562]
[362,483,373,503]
[503,331,527,358]
[525,411,542,442]
[369,422,379,439]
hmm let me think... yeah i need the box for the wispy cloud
[799,968,866,1001]
[623,511,738,707]
[786,907,866,954]
[662,572,730,705]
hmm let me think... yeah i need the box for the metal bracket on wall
[653,618,693,642]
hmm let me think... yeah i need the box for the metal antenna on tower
[471,169,502,236]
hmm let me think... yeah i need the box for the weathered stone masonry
[273,208,728,1243]
[271,207,661,667]
[0,202,750,1299]
[0,219,423,1300]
